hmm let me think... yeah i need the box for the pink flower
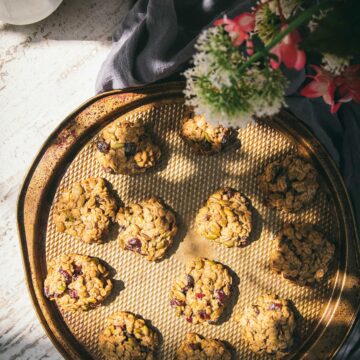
[270,26,306,71]
[246,39,254,55]
[336,65,360,104]
[214,13,255,47]
[301,65,360,113]
[300,65,338,112]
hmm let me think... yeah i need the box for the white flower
[322,53,351,75]
[183,27,288,128]
[267,0,303,19]
[308,8,331,32]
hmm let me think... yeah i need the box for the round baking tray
[17,82,360,359]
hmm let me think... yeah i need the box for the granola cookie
[257,155,319,212]
[99,311,159,360]
[195,188,252,248]
[117,197,177,261]
[44,254,113,312]
[181,113,236,155]
[270,223,335,286]
[95,117,161,174]
[170,258,232,324]
[177,333,232,360]
[238,294,296,357]
[54,177,117,243]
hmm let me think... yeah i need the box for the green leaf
[301,0,360,58]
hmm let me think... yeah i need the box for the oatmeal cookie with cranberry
[44,253,113,312]
[99,311,159,360]
[95,117,161,174]
[257,155,319,212]
[54,177,118,243]
[270,223,335,286]
[181,113,237,155]
[177,333,232,360]
[117,197,177,261]
[237,294,296,357]
[195,187,252,248]
[170,258,232,324]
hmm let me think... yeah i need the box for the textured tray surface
[45,100,338,359]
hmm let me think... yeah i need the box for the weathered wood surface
[0,1,132,358]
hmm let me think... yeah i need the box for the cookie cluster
[54,177,117,243]
[238,294,296,357]
[170,258,232,324]
[195,187,252,248]
[176,333,231,360]
[117,197,177,261]
[257,155,319,212]
[44,112,335,359]
[180,113,237,155]
[44,254,113,312]
[99,311,159,360]
[270,223,335,286]
[95,117,161,175]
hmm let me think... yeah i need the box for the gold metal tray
[17,82,360,359]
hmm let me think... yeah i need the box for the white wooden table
[0,1,131,358]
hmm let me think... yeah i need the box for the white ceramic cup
[0,0,63,25]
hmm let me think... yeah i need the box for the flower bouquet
[184,0,360,127]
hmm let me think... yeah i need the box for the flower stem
[238,1,325,73]
[276,0,286,23]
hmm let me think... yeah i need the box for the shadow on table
[1,0,136,42]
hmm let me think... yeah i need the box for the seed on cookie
[117,197,177,261]
[54,177,118,244]
[176,333,232,359]
[195,187,252,248]
[170,258,232,324]
[270,223,335,286]
[257,155,320,212]
[99,311,159,360]
[237,294,296,357]
[181,112,237,155]
[43,254,113,312]
[95,117,161,174]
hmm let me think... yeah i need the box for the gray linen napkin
[96,1,360,358]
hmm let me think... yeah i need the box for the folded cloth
[96,1,360,357]
[95,0,248,91]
